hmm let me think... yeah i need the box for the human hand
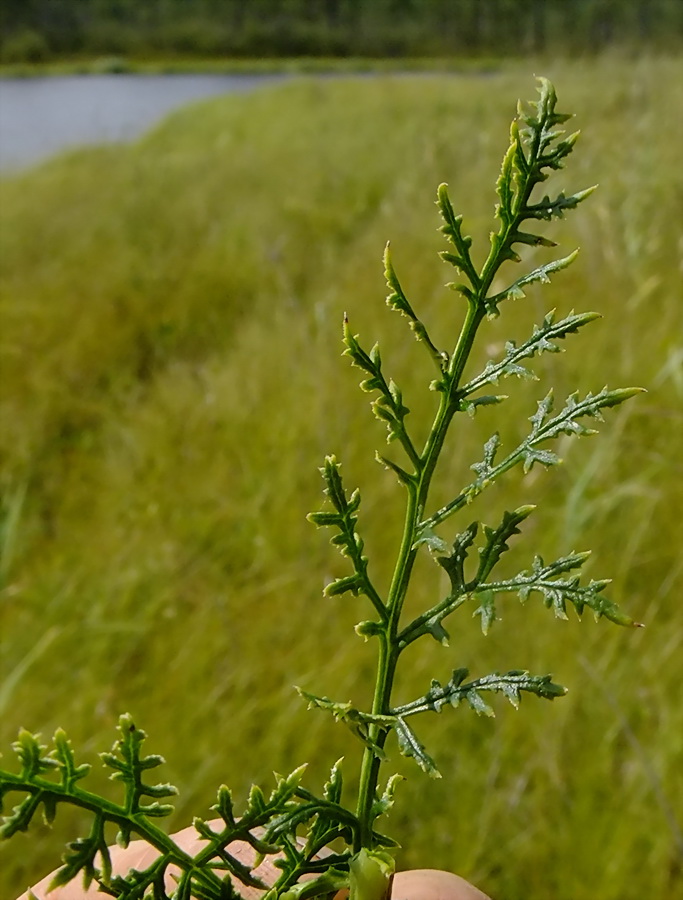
[17,821,492,900]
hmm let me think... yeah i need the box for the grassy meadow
[1,57,682,899]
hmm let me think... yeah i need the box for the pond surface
[0,73,284,172]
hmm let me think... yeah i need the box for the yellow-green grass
[1,58,681,899]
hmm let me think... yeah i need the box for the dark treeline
[1,0,682,63]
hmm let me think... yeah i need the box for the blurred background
[1,0,683,63]
[1,3,682,900]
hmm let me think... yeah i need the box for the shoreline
[0,51,633,79]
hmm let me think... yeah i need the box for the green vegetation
[0,58,682,899]
[1,0,682,64]
[0,77,642,899]
[0,55,505,79]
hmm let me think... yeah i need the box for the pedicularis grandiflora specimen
[1,80,642,900]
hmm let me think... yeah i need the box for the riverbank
[0,54,507,78]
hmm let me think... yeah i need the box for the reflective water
[0,73,283,171]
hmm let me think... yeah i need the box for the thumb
[392,869,492,900]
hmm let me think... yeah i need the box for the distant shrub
[86,20,147,57]
[272,21,352,57]
[0,29,50,64]
[156,18,233,56]
[227,20,283,57]
[89,56,131,75]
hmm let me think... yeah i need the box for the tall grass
[1,58,682,899]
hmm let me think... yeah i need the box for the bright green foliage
[0,718,370,899]
[0,79,642,899]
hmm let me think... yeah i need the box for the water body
[0,73,284,172]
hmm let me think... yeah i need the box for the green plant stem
[352,103,620,816]
[354,119,545,840]
[354,300,487,851]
